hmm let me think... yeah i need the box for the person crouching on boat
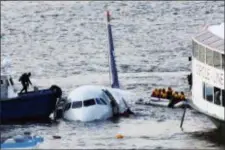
[19,72,32,94]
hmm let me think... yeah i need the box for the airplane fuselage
[63,85,129,122]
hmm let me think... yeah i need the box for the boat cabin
[0,75,17,99]
[191,23,225,121]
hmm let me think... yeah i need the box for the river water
[1,1,224,149]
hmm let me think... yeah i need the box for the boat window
[0,80,3,85]
[193,41,199,59]
[83,99,96,107]
[9,77,14,85]
[222,54,224,70]
[213,51,221,69]
[213,87,221,105]
[206,48,213,66]
[202,83,205,99]
[192,41,195,57]
[64,103,71,111]
[204,83,213,102]
[72,101,82,109]
[198,45,205,63]
[222,90,225,107]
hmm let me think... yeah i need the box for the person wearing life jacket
[158,89,162,98]
[161,88,167,99]
[166,87,173,99]
[179,91,186,101]
[151,88,157,97]
[154,88,159,97]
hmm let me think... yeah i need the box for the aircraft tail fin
[106,11,120,89]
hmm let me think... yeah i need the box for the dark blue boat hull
[0,85,62,123]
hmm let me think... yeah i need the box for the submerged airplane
[63,11,134,122]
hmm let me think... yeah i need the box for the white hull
[191,59,225,122]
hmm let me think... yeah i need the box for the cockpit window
[83,99,96,107]
[72,101,82,109]
[96,98,103,105]
[96,98,107,105]
[64,103,71,111]
[100,98,107,105]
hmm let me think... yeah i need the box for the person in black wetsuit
[19,72,32,93]
[187,73,192,90]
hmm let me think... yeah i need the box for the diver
[19,72,32,94]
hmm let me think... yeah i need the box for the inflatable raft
[135,97,188,108]
[1,133,44,149]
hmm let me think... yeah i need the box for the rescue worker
[19,72,32,94]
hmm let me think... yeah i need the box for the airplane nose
[79,108,97,122]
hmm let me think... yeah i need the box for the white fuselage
[63,85,130,122]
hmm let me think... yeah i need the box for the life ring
[50,85,62,98]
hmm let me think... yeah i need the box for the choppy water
[1,1,224,149]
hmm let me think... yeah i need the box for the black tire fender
[50,85,62,98]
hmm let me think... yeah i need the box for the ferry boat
[190,23,224,130]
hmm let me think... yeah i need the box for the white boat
[189,23,225,130]
[1,133,44,150]
[135,97,187,108]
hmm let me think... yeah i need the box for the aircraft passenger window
[83,99,96,107]
[64,103,71,111]
[213,51,221,69]
[204,83,213,102]
[72,101,82,109]
[100,98,107,105]
[213,87,221,105]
